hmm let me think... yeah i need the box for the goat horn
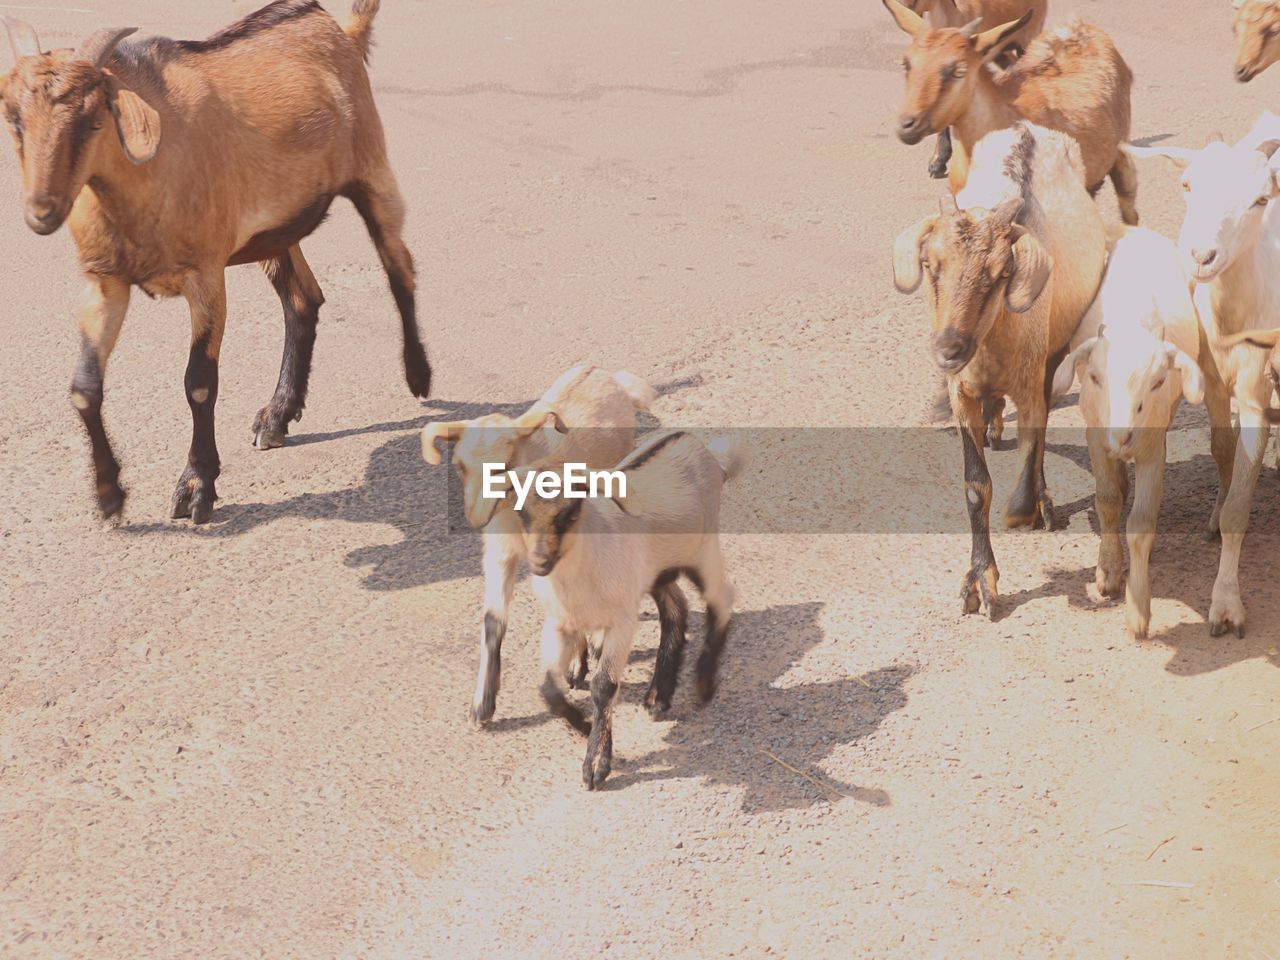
[992,195,1023,224]
[75,26,137,69]
[958,16,985,37]
[3,17,41,60]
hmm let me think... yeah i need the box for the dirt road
[1,1,1278,956]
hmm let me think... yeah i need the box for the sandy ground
[1,0,1279,957]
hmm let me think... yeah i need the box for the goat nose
[1191,247,1218,267]
[1236,63,1254,82]
[24,196,61,234]
[897,115,927,143]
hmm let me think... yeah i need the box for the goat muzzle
[24,195,65,235]
[897,115,930,145]
[931,329,975,374]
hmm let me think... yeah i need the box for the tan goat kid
[883,0,1138,225]
[892,123,1106,618]
[0,0,430,523]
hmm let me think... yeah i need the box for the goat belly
[227,193,336,265]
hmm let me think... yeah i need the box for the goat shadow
[587,600,910,813]
[120,375,702,592]
[997,403,1280,671]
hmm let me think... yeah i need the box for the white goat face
[1174,143,1279,282]
[1066,334,1204,456]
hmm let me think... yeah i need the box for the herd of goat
[3,0,1280,788]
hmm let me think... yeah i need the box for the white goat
[1053,226,1205,638]
[513,430,740,790]
[1129,114,1280,637]
[421,364,672,724]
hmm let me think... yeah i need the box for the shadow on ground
[596,601,910,813]
[121,376,702,590]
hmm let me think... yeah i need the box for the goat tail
[345,0,381,60]
[706,434,744,482]
[612,370,657,412]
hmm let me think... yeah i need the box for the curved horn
[1257,138,1280,160]
[958,16,984,37]
[3,17,41,60]
[421,421,464,465]
[75,26,137,69]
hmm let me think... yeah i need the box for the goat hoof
[1208,592,1246,638]
[928,159,949,180]
[961,564,999,619]
[643,689,671,720]
[171,473,217,522]
[403,343,432,399]
[468,701,494,727]
[1094,567,1124,600]
[97,483,126,520]
[253,427,286,450]
[582,751,612,791]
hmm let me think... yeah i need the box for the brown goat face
[516,491,583,578]
[896,33,976,145]
[1232,0,1280,83]
[893,203,1051,375]
[2,57,110,235]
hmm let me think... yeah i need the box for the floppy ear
[421,420,464,465]
[1168,344,1205,404]
[892,216,937,293]
[514,401,567,438]
[1124,142,1199,170]
[882,0,927,39]
[610,475,646,517]
[104,74,160,164]
[1222,326,1280,350]
[972,10,1032,61]
[1005,227,1053,313]
[1053,337,1096,396]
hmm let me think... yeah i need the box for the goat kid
[0,1,430,523]
[884,0,1138,225]
[421,366,693,724]
[515,430,739,790]
[1053,226,1205,638]
[1128,120,1280,636]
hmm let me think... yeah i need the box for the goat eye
[1150,378,1166,392]
[1256,196,1270,207]
[1136,402,1145,414]
[1090,374,1101,386]
[1269,24,1280,37]
[951,63,967,78]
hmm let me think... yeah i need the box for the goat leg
[928,128,953,180]
[253,245,324,450]
[171,275,225,525]
[643,579,689,719]
[955,391,999,619]
[70,277,130,519]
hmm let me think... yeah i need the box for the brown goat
[892,123,1105,618]
[884,0,1139,225]
[1232,0,1280,82]
[898,0,1048,178]
[0,0,430,523]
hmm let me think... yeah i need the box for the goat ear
[611,477,646,517]
[1168,345,1205,405]
[3,16,40,59]
[1222,326,1280,350]
[972,10,1032,61]
[1005,228,1053,313]
[1052,337,1096,396]
[104,74,160,164]
[881,0,927,39]
[892,216,937,293]
[514,402,567,437]
[1124,143,1198,170]
[421,420,464,465]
